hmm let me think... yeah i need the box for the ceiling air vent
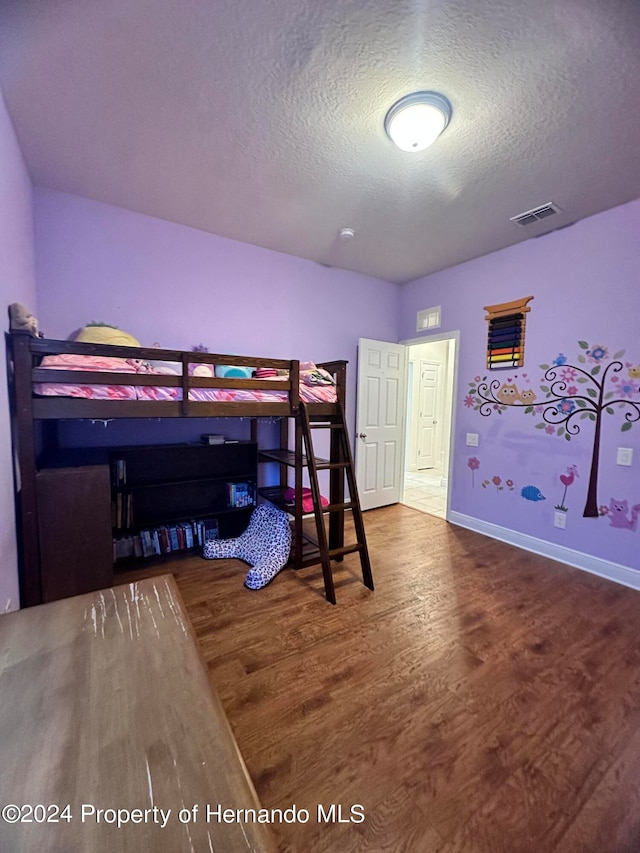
[510,202,561,227]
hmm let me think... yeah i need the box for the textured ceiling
[1,0,640,283]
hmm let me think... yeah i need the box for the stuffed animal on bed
[9,303,42,336]
[74,322,141,347]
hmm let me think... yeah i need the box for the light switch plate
[466,433,479,447]
[617,447,633,466]
[554,511,567,529]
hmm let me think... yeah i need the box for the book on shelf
[113,492,133,531]
[114,517,214,561]
[201,434,225,445]
[138,530,154,558]
[227,481,256,508]
[113,536,136,561]
[158,526,170,554]
[203,518,219,541]
[169,526,180,551]
[112,458,127,487]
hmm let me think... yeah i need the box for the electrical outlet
[617,447,633,466]
[466,433,479,447]
[554,511,567,529]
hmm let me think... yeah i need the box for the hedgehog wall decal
[521,485,546,502]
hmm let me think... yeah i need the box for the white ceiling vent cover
[510,202,561,227]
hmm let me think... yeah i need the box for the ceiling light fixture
[384,91,452,152]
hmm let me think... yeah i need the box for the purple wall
[400,200,640,574]
[34,188,399,449]
[30,188,640,579]
[0,93,37,612]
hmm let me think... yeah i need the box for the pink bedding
[33,353,138,400]
[34,354,337,404]
[138,385,337,403]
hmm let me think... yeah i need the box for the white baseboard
[448,511,640,591]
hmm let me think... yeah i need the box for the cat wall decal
[607,498,640,532]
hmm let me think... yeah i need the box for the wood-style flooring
[118,505,640,853]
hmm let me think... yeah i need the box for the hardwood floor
[118,505,640,852]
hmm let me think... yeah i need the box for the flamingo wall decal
[557,465,578,511]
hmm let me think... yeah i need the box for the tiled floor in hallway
[401,469,447,518]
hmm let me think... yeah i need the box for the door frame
[399,330,461,520]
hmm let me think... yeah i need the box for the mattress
[34,354,337,404]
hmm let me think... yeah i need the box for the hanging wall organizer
[484,295,534,370]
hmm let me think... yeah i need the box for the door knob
[433,420,438,424]
[358,432,367,439]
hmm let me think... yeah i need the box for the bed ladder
[297,401,374,604]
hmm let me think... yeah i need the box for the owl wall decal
[496,383,520,404]
[519,388,537,404]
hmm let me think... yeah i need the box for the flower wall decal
[467,456,480,487]
[464,340,640,517]
[480,474,515,493]
[586,345,608,362]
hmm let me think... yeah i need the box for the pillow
[75,323,141,347]
[283,487,329,513]
[147,360,182,375]
[189,363,215,377]
[301,367,336,386]
[215,365,253,378]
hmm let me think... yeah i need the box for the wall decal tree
[467,342,640,518]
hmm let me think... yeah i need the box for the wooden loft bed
[9,332,340,419]
[6,328,373,608]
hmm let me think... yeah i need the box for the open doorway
[401,334,457,519]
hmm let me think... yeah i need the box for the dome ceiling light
[384,91,452,152]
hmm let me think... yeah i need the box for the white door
[355,338,406,510]
[417,360,441,469]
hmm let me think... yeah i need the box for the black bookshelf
[110,442,258,562]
